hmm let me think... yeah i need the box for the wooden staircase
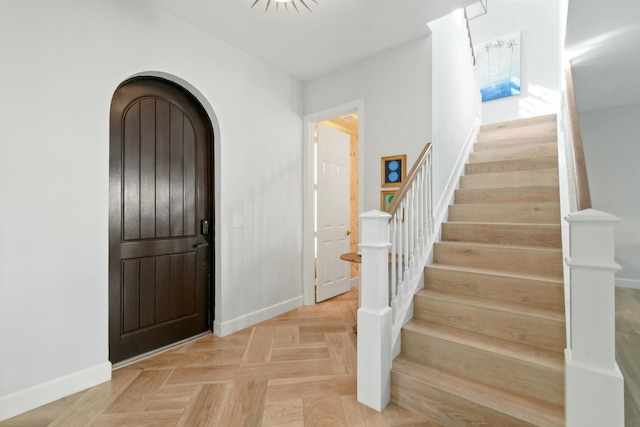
[391,114,566,426]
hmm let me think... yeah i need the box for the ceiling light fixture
[250,0,318,12]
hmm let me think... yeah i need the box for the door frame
[302,100,365,306]
[114,72,222,334]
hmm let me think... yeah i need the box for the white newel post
[565,209,624,427]
[357,210,392,411]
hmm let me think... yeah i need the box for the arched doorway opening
[108,77,215,364]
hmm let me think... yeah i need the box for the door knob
[193,241,209,249]
[346,230,351,236]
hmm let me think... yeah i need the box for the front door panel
[109,78,212,363]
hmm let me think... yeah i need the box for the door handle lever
[193,241,209,249]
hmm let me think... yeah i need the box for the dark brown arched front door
[109,77,213,363]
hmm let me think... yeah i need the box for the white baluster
[390,213,397,304]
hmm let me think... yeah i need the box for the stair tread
[448,202,561,224]
[469,142,558,163]
[427,262,563,283]
[462,167,559,179]
[471,140,557,151]
[393,356,565,426]
[479,114,557,132]
[445,220,560,226]
[442,221,562,248]
[434,241,564,279]
[475,134,557,149]
[477,125,557,143]
[466,155,559,175]
[456,184,559,192]
[436,240,562,254]
[416,289,565,321]
[450,201,560,209]
[433,241,564,278]
[459,169,559,190]
[455,186,560,204]
[403,319,564,370]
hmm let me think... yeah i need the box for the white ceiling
[145,0,474,81]
[145,0,640,113]
[565,0,640,112]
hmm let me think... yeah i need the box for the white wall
[580,103,640,283]
[0,0,303,419]
[429,11,482,219]
[303,36,433,212]
[469,0,561,124]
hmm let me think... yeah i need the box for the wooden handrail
[565,63,592,210]
[385,142,432,216]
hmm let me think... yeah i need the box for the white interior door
[316,124,351,302]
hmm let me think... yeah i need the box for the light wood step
[448,202,561,224]
[479,114,557,133]
[433,241,563,279]
[425,264,565,311]
[401,320,565,406]
[474,134,557,151]
[441,222,561,248]
[466,155,558,175]
[460,168,559,190]
[414,290,566,352]
[391,356,564,427]
[455,186,560,204]
[476,121,557,148]
[469,142,558,163]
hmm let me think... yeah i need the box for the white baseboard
[0,362,112,422]
[616,277,640,290]
[213,296,303,337]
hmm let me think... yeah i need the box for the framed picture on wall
[381,190,397,211]
[474,31,522,102]
[381,155,406,187]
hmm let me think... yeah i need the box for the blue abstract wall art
[381,154,406,187]
[474,31,521,102]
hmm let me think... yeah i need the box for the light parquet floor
[616,287,640,427]
[1,287,440,427]
[6,286,640,426]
